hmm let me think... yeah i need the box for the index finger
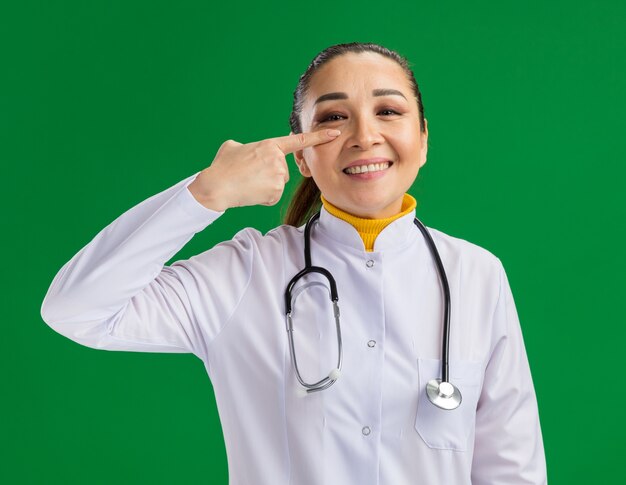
[272,129,341,155]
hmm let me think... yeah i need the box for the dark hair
[282,42,427,227]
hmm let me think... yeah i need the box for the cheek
[388,127,422,155]
[304,144,339,168]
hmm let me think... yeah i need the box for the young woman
[41,42,547,484]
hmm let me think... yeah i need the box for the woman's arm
[40,130,341,361]
[40,172,254,362]
[471,260,548,484]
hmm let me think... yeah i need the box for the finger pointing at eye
[273,129,341,156]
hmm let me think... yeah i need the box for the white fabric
[41,172,548,485]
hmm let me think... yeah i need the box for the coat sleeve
[40,171,254,362]
[471,259,548,484]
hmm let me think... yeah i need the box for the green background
[2,0,625,483]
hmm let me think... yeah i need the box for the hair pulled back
[283,42,426,227]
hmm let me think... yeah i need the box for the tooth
[345,162,391,174]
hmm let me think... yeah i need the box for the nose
[346,114,385,150]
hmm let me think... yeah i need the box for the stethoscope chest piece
[426,379,462,410]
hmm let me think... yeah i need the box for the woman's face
[293,52,428,219]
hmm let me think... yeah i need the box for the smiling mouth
[343,161,393,175]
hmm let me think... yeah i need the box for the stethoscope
[284,210,462,411]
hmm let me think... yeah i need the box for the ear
[419,118,428,168]
[290,131,312,177]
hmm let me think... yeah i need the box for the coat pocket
[414,357,484,451]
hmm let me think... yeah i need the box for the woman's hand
[188,129,341,211]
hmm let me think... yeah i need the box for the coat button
[367,340,376,348]
[366,259,375,268]
[362,426,371,436]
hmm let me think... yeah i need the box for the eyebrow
[313,88,407,105]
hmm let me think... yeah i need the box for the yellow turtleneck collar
[320,193,417,252]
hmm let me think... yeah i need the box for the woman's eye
[318,109,401,123]
[380,109,401,116]
[319,113,344,123]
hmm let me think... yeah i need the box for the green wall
[2,0,625,483]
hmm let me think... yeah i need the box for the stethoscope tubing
[285,210,453,401]
[412,217,451,384]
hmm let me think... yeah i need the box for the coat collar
[315,204,418,253]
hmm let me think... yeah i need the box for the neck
[320,194,417,252]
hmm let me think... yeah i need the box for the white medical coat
[41,172,548,485]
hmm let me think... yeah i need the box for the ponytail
[282,177,321,228]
